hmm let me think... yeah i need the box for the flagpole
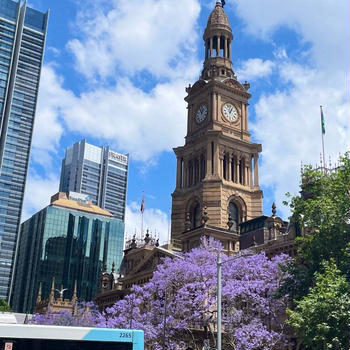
[320,106,326,173]
[141,211,144,239]
[140,191,145,239]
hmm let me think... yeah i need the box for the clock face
[196,104,207,124]
[222,103,238,122]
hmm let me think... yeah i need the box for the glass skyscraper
[11,192,125,313]
[59,139,129,221]
[0,0,48,300]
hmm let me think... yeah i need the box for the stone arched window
[228,201,239,231]
[192,203,201,229]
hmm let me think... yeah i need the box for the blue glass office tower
[0,0,48,300]
[11,192,125,313]
[60,140,129,221]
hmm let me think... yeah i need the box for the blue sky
[24,0,349,244]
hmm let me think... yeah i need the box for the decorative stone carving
[202,205,209,225]
[185,212,191,231]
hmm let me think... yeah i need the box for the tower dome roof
[207,1,230,28]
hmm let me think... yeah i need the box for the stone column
[254,154,259,187]
[224,37,228,58]
[245,104,249,131]
[205,41,208,60]
[219,152,224,179]
[228,40,231,60]
[245,165,249,186]
[248,164,252,187]
[228,154,232,182]
[176,157,182,188]
[241,102,245,132]
[236,157,241,184]
[182,159,187,188]
[217,35,220,57]
[206,142,212,176]
[213,142,219,176]
[210,37,213,58]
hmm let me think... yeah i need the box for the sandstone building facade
[95,1,296,310]
[171,1,263,253]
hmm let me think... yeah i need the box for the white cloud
[60,77,189,161]
[34,67,190,162]
[251,64,350,218]
[125,202,170,246]
[236,58,275,81]
[67,0,201,80]
[232,0,350,72]
[21,171,60,221]
[31,65,74,167]
[226,0,350,217]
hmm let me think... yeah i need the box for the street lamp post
[217,252,222,350]
[216,251,254,350]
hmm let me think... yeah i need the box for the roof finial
[111,261,115,273]
[272,202,276,217]
[72,280,77,300]
[36,282,42,303]
[49,277,55,302]
[144,229,150,244]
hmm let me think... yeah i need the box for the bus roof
[0,324,144,344]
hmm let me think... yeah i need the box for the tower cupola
[201,1,234,80]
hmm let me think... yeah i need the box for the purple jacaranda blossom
[98,237,291,350]
[29,238,290,349]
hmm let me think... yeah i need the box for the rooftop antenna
[320,106,326,174]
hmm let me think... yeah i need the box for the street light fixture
[216,250,254,350]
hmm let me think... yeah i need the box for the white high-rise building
[59,139,129,221]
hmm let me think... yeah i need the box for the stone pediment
[187,79,207,95]
[128,247,178,277]
[222,78,245,91]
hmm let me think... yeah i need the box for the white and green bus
[0,324,144,350]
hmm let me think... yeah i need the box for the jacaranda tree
[30,239,290,350]
[97,238,290,350]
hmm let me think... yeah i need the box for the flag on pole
[320,106,325,135]
[140,195,145,213]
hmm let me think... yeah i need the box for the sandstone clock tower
[171,1,263,252]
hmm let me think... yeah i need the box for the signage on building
[5,343,13,350]
[108,151,128,165]
[68,192,93,204]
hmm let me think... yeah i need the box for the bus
[0,324,144,350]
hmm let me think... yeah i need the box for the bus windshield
[1,339,133,350]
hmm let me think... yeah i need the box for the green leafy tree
[280,152,350,349]
[281,152,350,301]
[287,260,350,350]
[0,299,11,312]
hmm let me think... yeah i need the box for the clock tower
[171,1,263,252]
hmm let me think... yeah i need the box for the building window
[192,203,201,229]
[228,201,239,231]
